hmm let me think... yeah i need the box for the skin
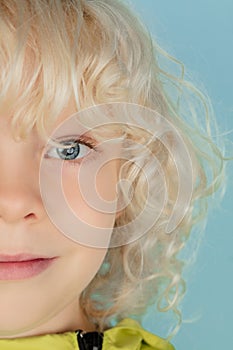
[0,102,121,338]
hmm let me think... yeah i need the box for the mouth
[0,254,58,280]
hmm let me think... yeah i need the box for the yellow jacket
[0,318,175,350]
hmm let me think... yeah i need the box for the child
[0,0,225,349]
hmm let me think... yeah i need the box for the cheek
[67,245,108,290]
[40,142,122,247]
[62,159,119,228]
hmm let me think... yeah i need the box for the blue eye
[56,141,81,160]
[46,137,95,162]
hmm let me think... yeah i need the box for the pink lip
[0,254,58,280]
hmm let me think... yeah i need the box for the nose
[0,139,45,225]
[0,184,43,224]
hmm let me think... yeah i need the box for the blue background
[130,1,233,349]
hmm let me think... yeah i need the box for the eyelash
[45,135,98,165]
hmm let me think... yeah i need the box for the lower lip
[0,258,57,280]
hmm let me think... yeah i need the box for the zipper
[76,329,103,350]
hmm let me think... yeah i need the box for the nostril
[24,213,36,220]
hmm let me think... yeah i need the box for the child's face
[0,101,121,337]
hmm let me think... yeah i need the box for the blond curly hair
[0,0,225,338]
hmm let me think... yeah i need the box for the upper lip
[0,254,54,262]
